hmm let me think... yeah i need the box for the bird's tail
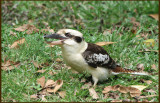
[111,66,149,75]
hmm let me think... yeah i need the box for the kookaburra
[44,29,149,86]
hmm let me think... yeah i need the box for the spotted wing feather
[82,43,117,69]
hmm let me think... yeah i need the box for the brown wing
[82,43,117,69]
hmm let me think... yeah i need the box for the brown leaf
[103,85,141,97]
[138,95,157,99]
[45,79,56,88]
[127,87,141,97]
[102,86,115,93]
[95,42,117,46]
[111,100,122,102]
[140,79,152,84]
[14,24,39,34]
[129,17,140,26]
[58,91,66,98]
[36,70,46,73]
[151,64,157,70]
[108,92,120,99]
[32,61,43,69]
[143,80,152,84]
[14,24,29,32]
[136,63,144,71]
[53,80,63,93]
[10,38,25,49]
[1,60,20,71]
[81,82,92,89]
[10,31,17,37]
[37,76,45,88]
[30,94,38,99]
[56,58,62,63]
[149,14,159,21]
[118,86,128,93]
[46,88,55,93]
[130,85,147,91]
[103,29,112,35]
[41,27,54,34]
[48,71,57,75]
[89,88,99,99]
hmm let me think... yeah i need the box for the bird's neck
[61,41,88,55]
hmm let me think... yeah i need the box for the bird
[44,29,149,87]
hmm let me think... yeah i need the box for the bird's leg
[92,76,98,88]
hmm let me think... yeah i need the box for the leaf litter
[102,85,146,97]
[14,24,39,34]
[31,76,63,101]
[1,60,20,71]
[9,38,25,49]
[89,88,99,99]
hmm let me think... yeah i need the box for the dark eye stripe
[74,36,82,43]
[65,33,72,38]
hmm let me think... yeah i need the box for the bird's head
[44,29,87,53]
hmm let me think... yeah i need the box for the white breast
[62,51,112,81]
[62,52,88,73]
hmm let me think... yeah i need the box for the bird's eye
[65,33,72,38]
[74,36,82,43]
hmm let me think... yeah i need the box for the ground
[1,1,159,102]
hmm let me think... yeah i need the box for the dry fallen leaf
[111,100,122,102]
[136,63,144,71]
[48,71,57,75]
[144,80,152,84]
[127,87,141,97]
[129,17,140,27]
[10,38,25,49]
[58,91,66,98]
[89,88,99,99]
[149,14,159,21]
[32,61,43,69]
[103,29,112,35]
[103,85,142,97]
[37,76,45,88]
[138,95,157,99]
[14,24,29,32]
[30,94,38,99]
[41,27,54,34]
[151,64,157,70]
[53,80,63,93]
[130,85,147,91]
[102,86,115,93]
[14,24,39,34]
[56,58,62,63]
[45,79,56,88]
[81,82,92,89]
[1,60,20,71]
[118,86,128,93]
[10,31,17,37]
[36,70,46,73]
[95,42,117,46]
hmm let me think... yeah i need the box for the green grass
[2,1,159,102]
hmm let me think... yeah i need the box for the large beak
[44,33,68,45]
